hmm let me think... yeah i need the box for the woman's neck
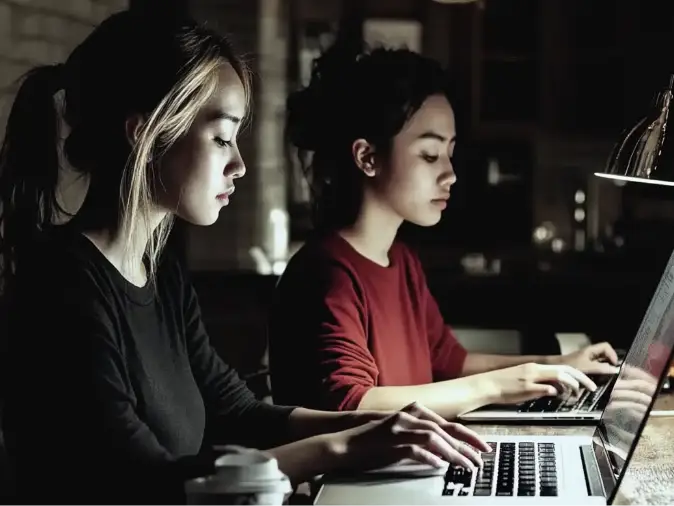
[82,228,149,287]
[339,199,402,267]
[69,177,167,286]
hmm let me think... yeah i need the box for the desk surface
[465,394,674,505]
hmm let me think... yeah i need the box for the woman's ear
[351,139,377,177]
[124,114,146,147]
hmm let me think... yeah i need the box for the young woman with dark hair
[269,42,619,418]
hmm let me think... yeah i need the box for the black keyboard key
[474,488,491,496]
[540,486,558,496]
[445,466,473,488]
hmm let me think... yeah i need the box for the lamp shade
[596,75,674,186]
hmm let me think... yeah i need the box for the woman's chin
[177,208,221,227]
[408,212,443,228]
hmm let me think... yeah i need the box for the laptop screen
[598,249,674,500]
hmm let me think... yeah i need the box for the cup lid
[185,446,291,495]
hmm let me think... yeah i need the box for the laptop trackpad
[362,459,449,477]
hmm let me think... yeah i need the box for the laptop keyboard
[518,381,610,413]
[442,442,558,497]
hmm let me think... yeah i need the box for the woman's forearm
[266,434,342,484]
[285,407,386,442]
[357,373,501,419]
[460,353,557,376]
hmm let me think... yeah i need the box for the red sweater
[268,233,467,411]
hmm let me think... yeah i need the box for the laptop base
[315,435,605,505]
[459,408,601,425]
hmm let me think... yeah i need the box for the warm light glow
[594,173,674,187]
[269,208,288,262]
[272,260,287,275]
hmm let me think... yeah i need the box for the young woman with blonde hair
[0,10,487,504]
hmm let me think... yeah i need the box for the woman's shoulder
[278,233,366,295]
[288,233,370,277]
[10,228,117,328]
[19,227,105,289]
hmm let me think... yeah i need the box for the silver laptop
[458,365,621,423]
[458,255,674,423]
[314,250,674,505]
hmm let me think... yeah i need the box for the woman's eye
[214,137,232,148]
[422,153,439,163]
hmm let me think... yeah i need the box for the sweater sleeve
[411,252,468,381]
[181,274,295,449]
[269,261,378,411]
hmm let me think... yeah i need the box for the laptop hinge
[580,445,605,496]
[592,427,618,497]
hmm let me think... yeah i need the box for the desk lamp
[595,75,674,186]
[595,75,674,392]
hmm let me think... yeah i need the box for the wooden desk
[466,394,674,505]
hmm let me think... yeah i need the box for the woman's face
[157,63,247,226]
[366,94,457,227]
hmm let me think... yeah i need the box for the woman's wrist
[342,410,389,430]
[542,354,564,366]
[320,432,350,474]
[475,371,505,405]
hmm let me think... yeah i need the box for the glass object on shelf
[551,238,565,253]
[532,221,556,244]
[532,222,566,253]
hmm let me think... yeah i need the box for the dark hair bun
[286,40,362,151]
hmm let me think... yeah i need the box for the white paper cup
[185,446,292,505]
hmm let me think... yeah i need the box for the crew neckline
[72,231,155,306]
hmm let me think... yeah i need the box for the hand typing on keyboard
[555,341,621,375]
[335,402,491,475]
[483,363,597,405]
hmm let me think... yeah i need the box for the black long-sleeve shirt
[2,228,294,504]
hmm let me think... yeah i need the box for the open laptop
[459,362,623,424]
[314,250,674,505]
[458,255,674,424]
